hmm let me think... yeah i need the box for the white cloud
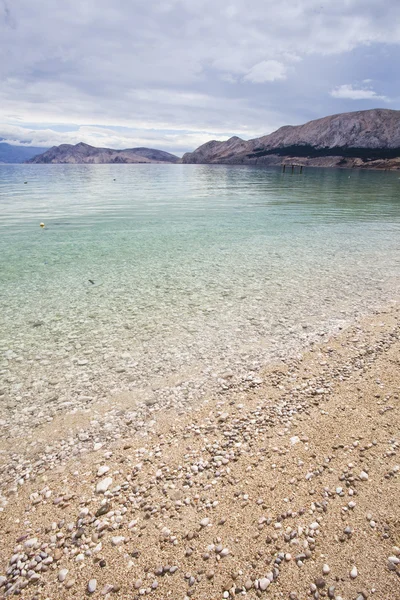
[330,84,388,101]
[0,0,399,151]
[0,122,264,156]
[244,60,287,84]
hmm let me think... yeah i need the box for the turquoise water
[0,164,400,415]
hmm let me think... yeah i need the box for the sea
[1,164,400,412]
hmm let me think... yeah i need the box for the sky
[1,0,399,156]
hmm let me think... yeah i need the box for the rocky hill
[28,143,179,164]
[182,109,400,169]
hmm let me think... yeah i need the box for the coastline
[1,303,399,598]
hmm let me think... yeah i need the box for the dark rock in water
[32,321,44,328]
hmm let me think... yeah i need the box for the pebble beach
[1,304,399,600]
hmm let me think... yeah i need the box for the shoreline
[5,162,400,170]
[1,304,399,598]
[0,297,397,497]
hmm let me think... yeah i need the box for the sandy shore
[0,305,399,599]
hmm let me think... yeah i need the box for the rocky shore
[0,305,399,599]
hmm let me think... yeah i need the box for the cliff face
[28,143,179,164]
[182,109,400,169]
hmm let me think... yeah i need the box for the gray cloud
[1,0,399,154]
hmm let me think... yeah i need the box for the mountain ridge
[27,143,179,164]
[182,108,400,169]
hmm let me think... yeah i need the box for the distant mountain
[27,142,179,164]
[182,109,400,169]
[0,140,49,163]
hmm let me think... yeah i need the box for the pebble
[111,536,125,546]
[88,579,97,593]
[322,564,330,575]
[359,471,369,481]
[101,584,114,594]
[58,568,68,582]
[350,566,358,579]
[200,518,210,527]
[96,477,113,493]
[97,465,110,476]
[259,578,270,591]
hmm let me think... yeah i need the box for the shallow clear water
[1,164,400,415]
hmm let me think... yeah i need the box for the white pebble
[259,578,270,591]
[111,536,125,546]
[96,477,113,493]
[322,564,330,574]
[58,569,68,582]
[350,566,358,579]
[97,465,110,477]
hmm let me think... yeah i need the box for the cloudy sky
[1,0,399,155]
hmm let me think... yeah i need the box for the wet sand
[0,305,399,599]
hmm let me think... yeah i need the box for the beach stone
[350,566,358,579]
[259,578,270,591]
[327,585,335,598]
[200,518,210,527]
[88,579,97,593]
[58,569,68,582]
[96,503,111,517]
[111,536,125,546]
[97,465,110,477]
[96,477,113,493]
[322,564,330,575]
[359,471,369,481]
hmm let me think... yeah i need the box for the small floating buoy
[24,181,28,184]
[40,222,45,228]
